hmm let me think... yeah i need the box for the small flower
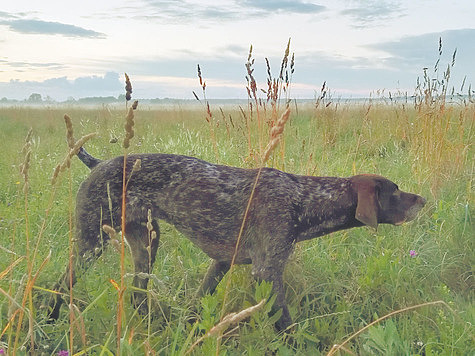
[409,250,418,257]
[0,348,5,355]
[58,350,69,356]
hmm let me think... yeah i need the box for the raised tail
[77,146,102,169]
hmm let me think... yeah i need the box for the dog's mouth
[394,219,406,226]
[395,200,426,225]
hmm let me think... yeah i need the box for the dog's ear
[352,176,379,230]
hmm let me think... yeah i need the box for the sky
[0,0,474,101]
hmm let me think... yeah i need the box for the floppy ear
[354,177,379,230]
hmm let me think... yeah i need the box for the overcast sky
[1,0,474,101]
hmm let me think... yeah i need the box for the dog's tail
[77,146,102,169]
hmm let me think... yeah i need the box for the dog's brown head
[350,174,426,230]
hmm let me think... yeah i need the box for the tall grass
[0,41,473,354]
[190,41,294,355]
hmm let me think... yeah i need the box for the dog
[48,147,426,331]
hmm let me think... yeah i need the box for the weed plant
[0,42,473,355]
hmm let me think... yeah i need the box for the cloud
[341,1,405,27]
[368,29,475,73]
[138,1,243,22]
[139,0,325,23]
[0,72,122,100]
[290,28,475,96]
[6,61,64,70]
[0,11,21,19]
[73,72,122,91]
[0,18,105,38]
[243,0,325,13]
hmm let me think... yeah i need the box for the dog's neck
[292,176,362,242]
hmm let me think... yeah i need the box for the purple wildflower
[58,350,69,356]
[0,348,5,355]
[409,250,418,257]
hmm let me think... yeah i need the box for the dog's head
[350,174,426,230]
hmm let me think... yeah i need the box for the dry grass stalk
[186,299,266,354]
[118,97,139,353]
[146,209,153,234]
[145,209,156,340]
[245,45,258,101]
[19,128,33,193]
[20,150,31,194]
[125,73,132,102]
[243,40,294,163]
[409,39,469,196]
[21,128,33,154]
[131,100,138,110]
[123,104,137,149]
[195,64,219,161]
[51,133,98,186]
[239,106,252,154]
[197,64,205,91]
[64,114,75,149]
[51,164,61,185]
[12,250,51,352]
[278,38,293,100]
[245,45,264,154]
[13,129,34,350]
[279,38,291,81]
[219,107,231,138]
[210,299,266,336]
[51,117,97,185]
[125,158,142,189]
[145,208,158,256]
[69,303,87,348]
[132,158,141,172]
[0,258,24,281]
[102,225,121,253]
[262,107,291,163]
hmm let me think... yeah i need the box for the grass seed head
[197,64,203,86]
[21,128,33,155]
[146,208,153,232]
[125,73,132,101]
[60,132,97,171]
[132,158,141,173]
[262,107,291,162]
[51,164,61,185]
[64,114,75,149]
[123,107,135,149]
[102,225,121,252]
[20,150,31,193]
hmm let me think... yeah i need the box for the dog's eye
[388,183,399,193]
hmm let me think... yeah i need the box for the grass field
[0,68,473,354]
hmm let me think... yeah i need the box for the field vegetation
[0,42,473,355]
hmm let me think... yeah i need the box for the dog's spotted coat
[48,148,426,330]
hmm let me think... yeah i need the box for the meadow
[0,54,473,354]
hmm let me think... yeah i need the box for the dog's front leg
[196,260,231,297]
[47,239,103,322]
[125,220,160,315]
[251,248,293,332]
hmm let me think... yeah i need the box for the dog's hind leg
[125,219,160,315]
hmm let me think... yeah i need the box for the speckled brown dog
[48,147,426,330]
